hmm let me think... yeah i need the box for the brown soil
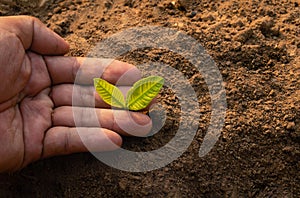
[0,0,299,197]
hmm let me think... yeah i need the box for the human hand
[0,16,152,173]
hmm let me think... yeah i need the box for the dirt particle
[124,0,135,7]
[282,146,294,153]
[232,19,244,28]
[104,0,113,9]
[259,18,280,37]
[201,13,215,22]
[268,89,275,96]
[234,28,254,43]
[286,122,296,130]
[283,114,294,121]
[53,7,62,14]
[186,11,197,18]
[119,180,127,190]
[69,5,76,11]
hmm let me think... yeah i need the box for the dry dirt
[0,0,299,197]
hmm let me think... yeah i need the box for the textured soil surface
[0,0,299,197]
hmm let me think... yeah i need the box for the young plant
[94,76,164,111]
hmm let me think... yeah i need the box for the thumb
[0,15,69,55]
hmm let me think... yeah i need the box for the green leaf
[94,78,126,109]
[126,76,164,111]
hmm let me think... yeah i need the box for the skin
[0,16,152,173]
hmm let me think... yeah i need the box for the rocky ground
[0,0,299,197]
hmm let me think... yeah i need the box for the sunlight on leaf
[94,78,126,108]
[126,76,164,111]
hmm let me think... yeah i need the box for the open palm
[0,16,152,172]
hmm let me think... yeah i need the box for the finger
[42,127,122,158]
[0,16,69,55]
[21,52,51,97]
[51,84,132,108]
[45,57,141,85]
[51,84,157,110]
[52,107,152,137]
[51,84,109,108]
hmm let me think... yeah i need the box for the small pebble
[187,11,197,18]
[286,122,295,130]
[53,7,62,13]
[283,146,294,152]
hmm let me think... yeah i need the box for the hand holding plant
[0,16,153,173]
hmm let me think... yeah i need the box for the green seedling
[94,76,164,111]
